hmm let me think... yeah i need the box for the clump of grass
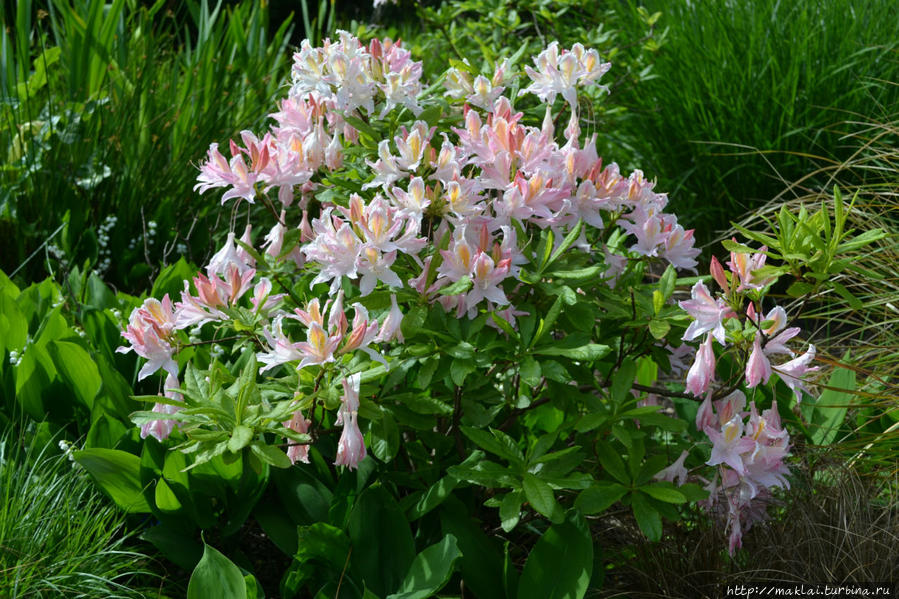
[598,464,899,598]
[0,427,167,598]
[1,0,294,291]
[612,0,899,240]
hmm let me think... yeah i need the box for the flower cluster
[677,243,820,553]
[696,391,791,554]
[122,34,703,476]
[291,32,422,119]
[519,41,611,109]
[679,245,818,402]
[117,295,179,381]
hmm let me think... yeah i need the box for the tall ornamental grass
[1,0,293,290]
[731,112,899,475]
[612,0,899,239]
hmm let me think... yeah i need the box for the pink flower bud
[710,255,729,293]
[745,335,772,388]
[685,333,716,397]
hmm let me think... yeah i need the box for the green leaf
[721,239,755,254]
[575,482,628,515]
[830,281,863,311]
[652,290,665,315]
[800,363,855,446]
[347,486,416,597]
[658,265,677,300]
[532,295,563,347]
[0,293,27,351]
[140,522,203,571]
[151,258,196,300]
[596,442,629,485]
[631,492,662,541]
[500,491,522,532]
[491,312,518,339]
[296,523,351,569]
[519,356,542,388]
[553,265,603,281]
[450,359,475,386]
[533,342,610,361]
[228,425,254,453]
[406,475,459,521]
[786,281,815,298]
[401,305,427,339]
[439,499,506,599]
[439,276,472,296]
[154,478,183,512]
[370,411,400,463]
[547,220,583,267]
[74,448,152,513]
[518,510,593,599]
[386,535,462,599]
[447,460,514,488]
[610,359,637,405]
[640,484,687,504]
[574,413,607,433]
[648,319,671,340]
[249,443,291,469]
[523,473,563,523]
[343,114,380,141]
[462,426,525,467]
[187,542,247,599]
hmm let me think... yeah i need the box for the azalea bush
[64,31,879,597]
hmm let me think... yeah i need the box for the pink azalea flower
[727,242,775,292]
[375,294,404,343]
[654,450,690,486]
[685,333,716,397]
[519,42,610,110]
[357,247,402,296]
[283,404,311,465]
[118,295,179,381]
[257,316,304,373]
[695,392,717,432]
[466,254,511,310]
[194,143,258,205]
[236,224,255,267]
[714,390,747,427]
[339,304,382,361]
[661,223,700,272]
[706,415,755,475]
[773,345,819,404]
[207,231,253,276]
[709,256,729,293]
[250,277,285,315]
[335,373,366,470]
[744,335,772,388]
[679,280,734,345]
[295,321,341,369]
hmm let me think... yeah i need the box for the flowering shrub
[101,31,870,595]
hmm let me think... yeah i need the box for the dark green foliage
[610,0,899,238]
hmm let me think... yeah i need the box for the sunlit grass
[0,426,168,598]
[612,0,899,241]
